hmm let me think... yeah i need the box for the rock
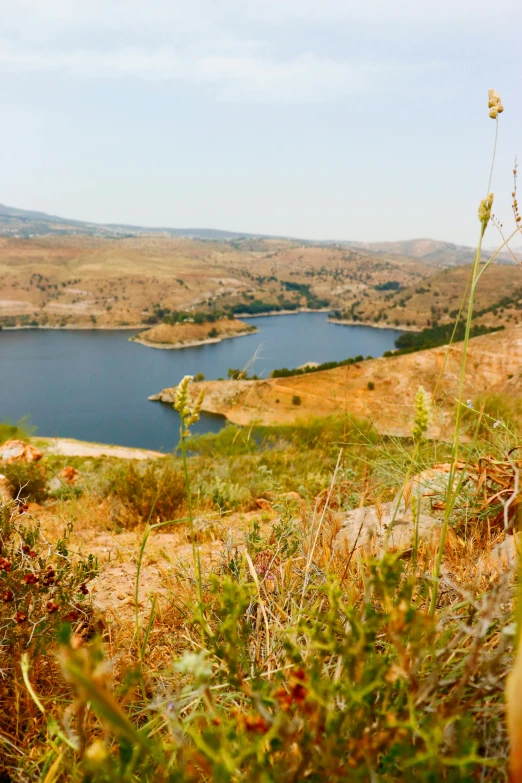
[58,466,79,484]
[0,474,14,505]
[0,440,43,463]
[334,500,439,556]
[402,464,464,512]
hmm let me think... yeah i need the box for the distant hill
[0,202,518,266]
[0,203,283,241]
[346,238,517,266]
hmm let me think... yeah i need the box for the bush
[0,503,97,659]
[102,461,187,526]
[292,395,302,406]
[367,381,375,390]
[0,417,33,445]
[1,461,48,503]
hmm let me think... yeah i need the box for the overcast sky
[1,0,521,244]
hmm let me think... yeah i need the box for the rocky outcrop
[0,440,43,463]
[58,466,79,484]
[334,500,439,556]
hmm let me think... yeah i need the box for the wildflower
[478,193,494,227]
[46,601,59,613]
[488,89,504,119]
[467,399,473,408]
[23,573,38,585]
[174,649,212,682]
[15,611,27,623]
[493,420,501,429]
[412,386,430,440]
[78,583,89,595]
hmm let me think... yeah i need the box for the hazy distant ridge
[0,203,516,265]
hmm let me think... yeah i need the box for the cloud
[0,42,422,103]
[4,0,493,103]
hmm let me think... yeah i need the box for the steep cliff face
[152,327,522,438]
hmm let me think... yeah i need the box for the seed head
[478,193,494,227]
[186,388,205,426]
[173,374,205,436]
[173,375,193,419]
[488,89,504,119]
[412,386,431,440]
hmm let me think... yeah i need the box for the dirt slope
[153,326,522,438]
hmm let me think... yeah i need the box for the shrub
[292,395,302,406]
[102,461,187,526]
[367,381,375,390]
[208,477,252,511]
[0,417,33,445]
[0,503,97,659]
[1,461,48,503]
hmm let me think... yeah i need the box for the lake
[0,314,402,451]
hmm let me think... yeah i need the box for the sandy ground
[38,437,164,460]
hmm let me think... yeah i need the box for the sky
[1,0,521,245]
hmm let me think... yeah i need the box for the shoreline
[35,436,165,460]
[237,307,331,319]
[328,317,420,333]
[130,326,258,351]
[1,324,144,332]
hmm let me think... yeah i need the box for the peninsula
[132,317,257,350]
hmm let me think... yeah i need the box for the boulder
[0,440,43,464]
[334,500,439,556]
[402,463,465,512]
[58,466,79,484]
[0,474,14,505]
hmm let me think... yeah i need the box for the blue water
[0,313,402,451]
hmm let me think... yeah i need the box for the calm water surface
[0,314,402,451]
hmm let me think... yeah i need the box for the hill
[0,203,516,266]
[0,234,429,328]
[346,238,517,267]
[152,325,522,438]
[339,262,522,330]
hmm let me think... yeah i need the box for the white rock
[334,500,439,556]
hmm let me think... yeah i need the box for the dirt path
[38,437,165,460]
